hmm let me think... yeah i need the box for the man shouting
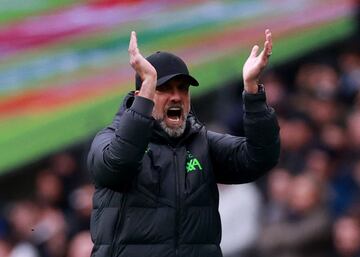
[88,29,280,257]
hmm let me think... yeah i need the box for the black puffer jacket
[87,90,280,257]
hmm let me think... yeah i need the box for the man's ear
[134,90,140,96]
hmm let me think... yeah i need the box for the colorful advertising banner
[0,0,357,173]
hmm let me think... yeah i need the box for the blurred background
[0,0,359,257]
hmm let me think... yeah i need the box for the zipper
[173,148,180,257]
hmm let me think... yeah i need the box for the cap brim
[156,73,199,87]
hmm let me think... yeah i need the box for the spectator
[339,49,360,103]
[347,110,360,150]
[333,211,360,257]
[219,183,262,257]
[319,122,347,156]
[257,174,332,257]
[7,201,40,257]
[67,231,93,257]
[279,115,314,173]
[35,170,65,209]
[67,184,94,237]
[0,239,11,257]
[262,168,292,225]
[260,71,289,116]
[32,207,67,257]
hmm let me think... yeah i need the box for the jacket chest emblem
[186,151,203,173]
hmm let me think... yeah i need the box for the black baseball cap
[135,51,199,90]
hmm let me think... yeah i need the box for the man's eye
[180,84,190,91]
[157,86,169,92]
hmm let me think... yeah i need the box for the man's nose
[169,88,182,102]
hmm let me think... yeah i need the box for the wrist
[244,83,265,95]
[244,80,259,94]
[242,85,267,113]
[138,77,157,101]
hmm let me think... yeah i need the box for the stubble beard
[159,117,187,138]
[153,107,188,138]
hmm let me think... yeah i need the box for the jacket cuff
[130,96,154,117]
[242,90,268,113]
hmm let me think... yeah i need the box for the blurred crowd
[0,153,93,257]
[255,46,360,257]
[0,45,360,257]
[218,45,360,257]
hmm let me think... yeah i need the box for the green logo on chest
[186,151,203,173]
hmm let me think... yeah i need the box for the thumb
[250,45,259,57]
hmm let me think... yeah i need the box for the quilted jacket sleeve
[208,90,280,184]
[87,96,154,189]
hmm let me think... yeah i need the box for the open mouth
[166,107,182,122]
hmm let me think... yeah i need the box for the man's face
[153,78,190,137]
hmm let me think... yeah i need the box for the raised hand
[242,29,272,93]
[128,31,157,99]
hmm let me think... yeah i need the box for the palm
[128,31,157,81]
[242,29,272,92]
[243,51,268,83]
